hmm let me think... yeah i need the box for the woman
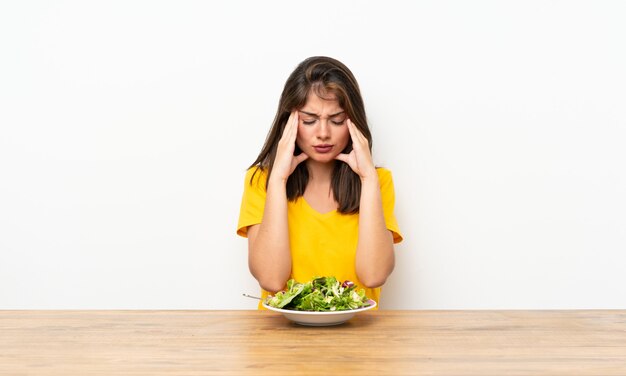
[237,56,402,308]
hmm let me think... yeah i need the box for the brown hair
[249,56,372,214]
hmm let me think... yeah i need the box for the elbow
[248,252,290,293]
[250,267,288,293]
[257,278,287,294]
[357,257,395,289]
[357,266,393,288]
[358,275,389,289]
[250,264,288,293]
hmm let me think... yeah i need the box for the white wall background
[1,1,625,309]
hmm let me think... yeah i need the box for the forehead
[300,90,343,116]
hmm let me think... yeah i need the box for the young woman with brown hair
[237,56,402,307]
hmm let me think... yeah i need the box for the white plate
[262,300,377,326]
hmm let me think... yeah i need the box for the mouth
[313,144,333,154]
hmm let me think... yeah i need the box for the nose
[317,120,330,140]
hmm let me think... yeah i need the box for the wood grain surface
[1,310,625,375]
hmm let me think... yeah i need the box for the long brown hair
[249,56,372,214]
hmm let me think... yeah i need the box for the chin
[309,154,339,164]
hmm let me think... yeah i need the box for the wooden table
[1,310,625,375]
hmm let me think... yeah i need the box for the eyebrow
[299,110,345,118]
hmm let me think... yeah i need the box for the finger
[284,110,298,144]
[334,152,350,163]
[287,110,297,132]
[281,111,296,140]
[289,111,299,142]
[346,118,358,144]
[348,119,367,144]
[295,152,309,164]
[346,119,364,150]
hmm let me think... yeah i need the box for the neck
[306,160,335,184]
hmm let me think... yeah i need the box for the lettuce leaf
[265,276,371,311]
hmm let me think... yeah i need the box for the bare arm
[247,177,291,293]
[355,175,395,287]
[335,119,395,288]
[247,111,308,293]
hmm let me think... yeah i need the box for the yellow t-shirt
[237,166,403,309]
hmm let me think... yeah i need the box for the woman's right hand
[271,110,309,182]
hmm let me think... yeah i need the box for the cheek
[337,127,350,148]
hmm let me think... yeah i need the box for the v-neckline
[300,197,338,218]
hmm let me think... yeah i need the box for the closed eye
[300,118,345,126]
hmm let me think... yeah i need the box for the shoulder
[245,165,268,184]
[241,166,269,196]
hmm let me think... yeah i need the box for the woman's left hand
[335,119,377,180]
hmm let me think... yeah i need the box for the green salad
[264,276,372,311]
